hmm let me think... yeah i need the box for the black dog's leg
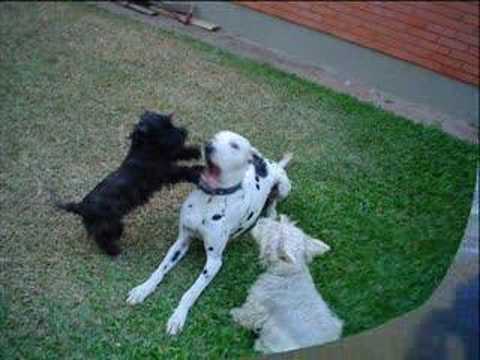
[86,220,124,256]
[173,146,201,161]
[168,165,204,184]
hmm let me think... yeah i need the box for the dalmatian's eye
[230,142,239,150]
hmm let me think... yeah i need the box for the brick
[447,2,480,16]
[414,2,466,20]
[430,53,466,70]
[371,13,408,32]
[440,65,467,79]
[414,57,445,73]
[410,7,478,35]
[405,26,439,42]
[359,21,449,55]
[263,6,345,39]
[350,26,376,40]
[464,63,480,76]
[463,14,480,27]
[456,72,479,85]
[469,46,480,56]
[452,71,479,85]
[378,45,419,65]
[423,41,450,55]
[397,2,420,15]
[286,2,313,11]
[370,6,426,27]
[438,36,469,51]
[327,3,409,33]
[382,2,415,16]
[449,49,479,67]
[427,23,457,38]
[405,35,449,55]
[412,7,460,25]
[455,31,480,47]
[270,4,319,23]
[455,21,479,36]
[441,64,479,84]
[311,3,338,16]
[368,31,435,59]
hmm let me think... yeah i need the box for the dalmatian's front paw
[166,308,188,335]
[126,282,155,305]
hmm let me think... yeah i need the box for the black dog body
[57,111,203,256]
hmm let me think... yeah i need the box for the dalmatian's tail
[278,152,293,169]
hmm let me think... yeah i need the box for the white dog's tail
[278,152,293,169]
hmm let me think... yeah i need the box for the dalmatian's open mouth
[200,158,221,189]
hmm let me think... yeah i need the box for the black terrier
[55,111,203,256]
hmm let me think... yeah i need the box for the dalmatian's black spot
[163,265,167,270]
[208,246,214,251]
[255,176,259,182]
[252,153,268,178]
[171,250,181,262]
[256,184,260,190]
[188,204,193,208]
[202,219,206,225]
[247,211,254,220]
[212,214,222,221]
[203,269,208,275]
[207,197,213,203]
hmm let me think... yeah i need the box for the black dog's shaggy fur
[56,111,203,256]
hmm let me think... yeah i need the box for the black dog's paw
[102,242,122,257]
[190,165,205,184]
[182,146,202,160]
[189,146,202,159]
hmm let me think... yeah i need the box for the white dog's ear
[305,236,330,257]
[279,214,297,226]
[278,237,296,263]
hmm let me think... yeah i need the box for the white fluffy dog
[231,215,343,354]
[127,131,292,335]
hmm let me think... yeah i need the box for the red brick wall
[238,1,479,86]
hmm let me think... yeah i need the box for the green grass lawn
[0,2,477,359]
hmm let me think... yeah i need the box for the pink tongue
[201,170,220,188]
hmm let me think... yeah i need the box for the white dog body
[231,216,343,354]
[127,131,292,335]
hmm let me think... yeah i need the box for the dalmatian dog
[127,131,292,335]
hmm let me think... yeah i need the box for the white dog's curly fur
[127,131,292,335]
[231,215,343,354]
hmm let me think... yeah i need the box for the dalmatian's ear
[247,147,260,162]
[305,236,330,258]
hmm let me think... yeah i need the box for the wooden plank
[125,2,157,16]
[151,5,220,31]
[190,18,220,31]
[157,1,193,15]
